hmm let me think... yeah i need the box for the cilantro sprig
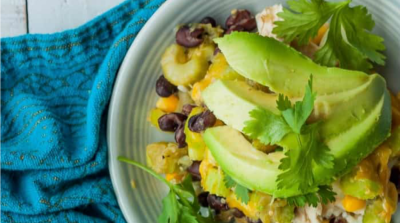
[118,157,216,223]
[223,174,250,204]
[287,185,336,207]
[243,76,336,206]
[273,0,385,72]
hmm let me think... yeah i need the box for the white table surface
[1,0,125,38]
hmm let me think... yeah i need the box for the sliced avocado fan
[202,32,391,198]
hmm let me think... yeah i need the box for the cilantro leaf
[277,124,334,192]
[179,208,198,223]
[243,108,292,145]
[224,174,237,188]
[277,134,315,191]
[317,185,337,204]
[234,184,250,204]
[342,6,385,65]
[276,94,292,111]
[286,185,336,207]
[244,76,334,195]
[278,75,316,134]
[276,76,334,192]
[224,175,250,204]
[159,191,180,223]
[274,0,386,72]
[273,0,345,45]
[118,157,217,223]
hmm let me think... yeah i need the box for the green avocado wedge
[214,32,371,98]
[203,81,391,197]
[202,33,392,197]
[203,126,305,197]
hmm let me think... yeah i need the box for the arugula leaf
[286,185,336,207]
[273,0,385,72]
[224,175,250,204]
[243,108,292,145]
[277,75,316,134]
[118,156,217,223]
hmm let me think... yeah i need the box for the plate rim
[107,0,182,222]
[107,0,400,222]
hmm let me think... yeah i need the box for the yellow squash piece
[184,107,207,160]
[148,108,166,129]
[146,142,187,174]
[161,43,214,86]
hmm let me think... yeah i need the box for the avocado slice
[204,126,306,197]
[202,33,391,197]
[214,32,370,98]
[203,78,390,196]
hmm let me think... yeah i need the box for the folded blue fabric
[1,0,164,222]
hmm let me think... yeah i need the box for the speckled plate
[107,0,400,222]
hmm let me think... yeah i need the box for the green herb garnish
[286,185,336,207]
[273,0,385,72]
[118,157,216,223]
[224,174,250,204]
[243,76,336,206]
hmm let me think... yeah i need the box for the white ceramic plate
[108,0,400,222]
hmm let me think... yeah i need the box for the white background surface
[1,0,125,37]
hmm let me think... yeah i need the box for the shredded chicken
[293,183,365,223]
[255,4,284,41]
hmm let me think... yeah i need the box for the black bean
[207,194,229,211]
[225,25,245,35]
[182,104,196,116]
[198,192,210,207]
[214,47,221,55]
[158,113,187,132]
[187,161,201,181]
[225,9,256,32]
[390,167,400,189]
[175,125,187,148]
[176,26,204,48]
[155,75,177,97]
[330,217,347,223]
[232,208,245,218]
[188,110,216,132]
[200,16,217,27]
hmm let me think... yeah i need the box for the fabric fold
[1,0,165,222]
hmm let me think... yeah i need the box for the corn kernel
[342,195,366,212]
[312,23,329,45]
[166,173,177,181]
[191,78,211,104]
[156,95,179,113]
[166,173,184,183]
[213,119,224,127]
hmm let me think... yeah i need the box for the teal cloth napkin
[1,0,164,222]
